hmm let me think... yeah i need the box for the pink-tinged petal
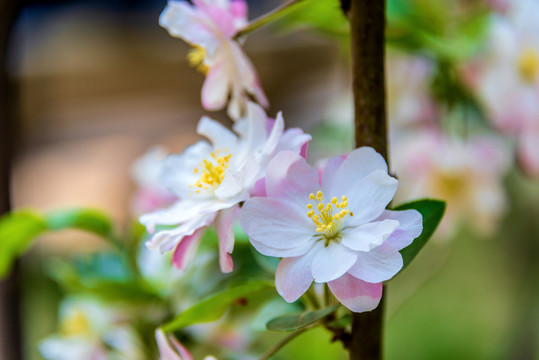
[159,2,217,49]
[216,206,239,273]
[341,170,399,226]
[240,197,313,251]
[347,243,403,283]
[276,247,320,302]
[204,5,237,37]
[230,0,248,25]
[328,147,389,192]
[201,60,230,111]
[328,273,382,313]
[518,130,539,178]
[197,116,238,151]
[172,228,204,271]
[311,243,357,283]
[252,178,266,197]
[274,127,312,157]
[320,155,347,192]
[375,210,422,250]
[250,238,314,258]
[156,330,193,360]
[145,212,215,253]
[341,219,400,252]
[265,151,320,204]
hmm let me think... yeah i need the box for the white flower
[160,0,268,120]
[240,148,422,312]
[140,103,310,273]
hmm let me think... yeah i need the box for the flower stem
[260,324,318,360]
[234,0,307,39]
[346,0,388,359]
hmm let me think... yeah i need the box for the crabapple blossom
[130,147,177,215]
[392,130,509,238]
[468,0,539,177]
[140,103,310,273]
[39,298,143,360]
[160,0,268,120]
[240,148,423,312]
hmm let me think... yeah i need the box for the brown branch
[348,0,387,359]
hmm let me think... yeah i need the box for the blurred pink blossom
[469,0,539,177]
[392,130,510,238]
[240,148,422,312]
[159,0,268,120]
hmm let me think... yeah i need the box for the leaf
[394,199,446,269]
[266,305,340,332]
[162,281,273,332]
[0,211,47,278]
[46,208,114,238]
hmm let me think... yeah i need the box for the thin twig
[260,324,318,360]
[234,0,306,39]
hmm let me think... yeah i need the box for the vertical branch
[0,0,22,359]
[347,0,387,360]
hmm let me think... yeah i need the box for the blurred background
[1,0,538,359]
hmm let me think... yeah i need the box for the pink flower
[159,0,268,120]
[140,103,310,273]
[469,0,539,177]
[392,130,510,238]
[240,148,422,312]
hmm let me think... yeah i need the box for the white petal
[240,197,313,251]
[276,248,319,302]
[327,147,388,192]
[328,273,382,313]
[347,243,403,283]
[201,59,231,111]
[265,151,320,204]
[197,116,238,151]
[338,170,398,226]
[376,210,423,250]
[341,219,400,252]
[250,238,314,258]
[311,243,358,283]
[216,206,239,273]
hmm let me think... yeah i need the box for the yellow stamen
[518,47,539,83]
[191,151,232,195]
[305,190,352,244]
[187,46,209,74]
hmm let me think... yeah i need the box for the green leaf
[0,211,47,278]
[394,199,446,269]
[162,280,273,332]
[46,208,114,238]
[266,305,340,332]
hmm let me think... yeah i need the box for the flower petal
[156,329,193,360]
[171,228,204,271]
[197,116,238,151]
[240,197,313,251]
[328,273,382,313]
[328,147,389,192]
[250,238,313,258]
[311,243,357,283]
[265,151,320,204]
[375,210,422,250]
[340,170,398,226]
[276,248,320,302]
[341,219,400,252]
[347,243,403,283]
[201,59,230,111]
[216,205,239,273]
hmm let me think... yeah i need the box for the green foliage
[161,280,273,332]
[46,208,114,239]
[0,208,117,279]
[266,305,340,332]
[277,0,349,38]
[0,211,47,278]
[394,199,446,270]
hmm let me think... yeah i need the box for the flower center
[518,48,539,83]
[61,310,91,337]
[306,191,353,245]
[187,46,209,74]
[191,150,232,194]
